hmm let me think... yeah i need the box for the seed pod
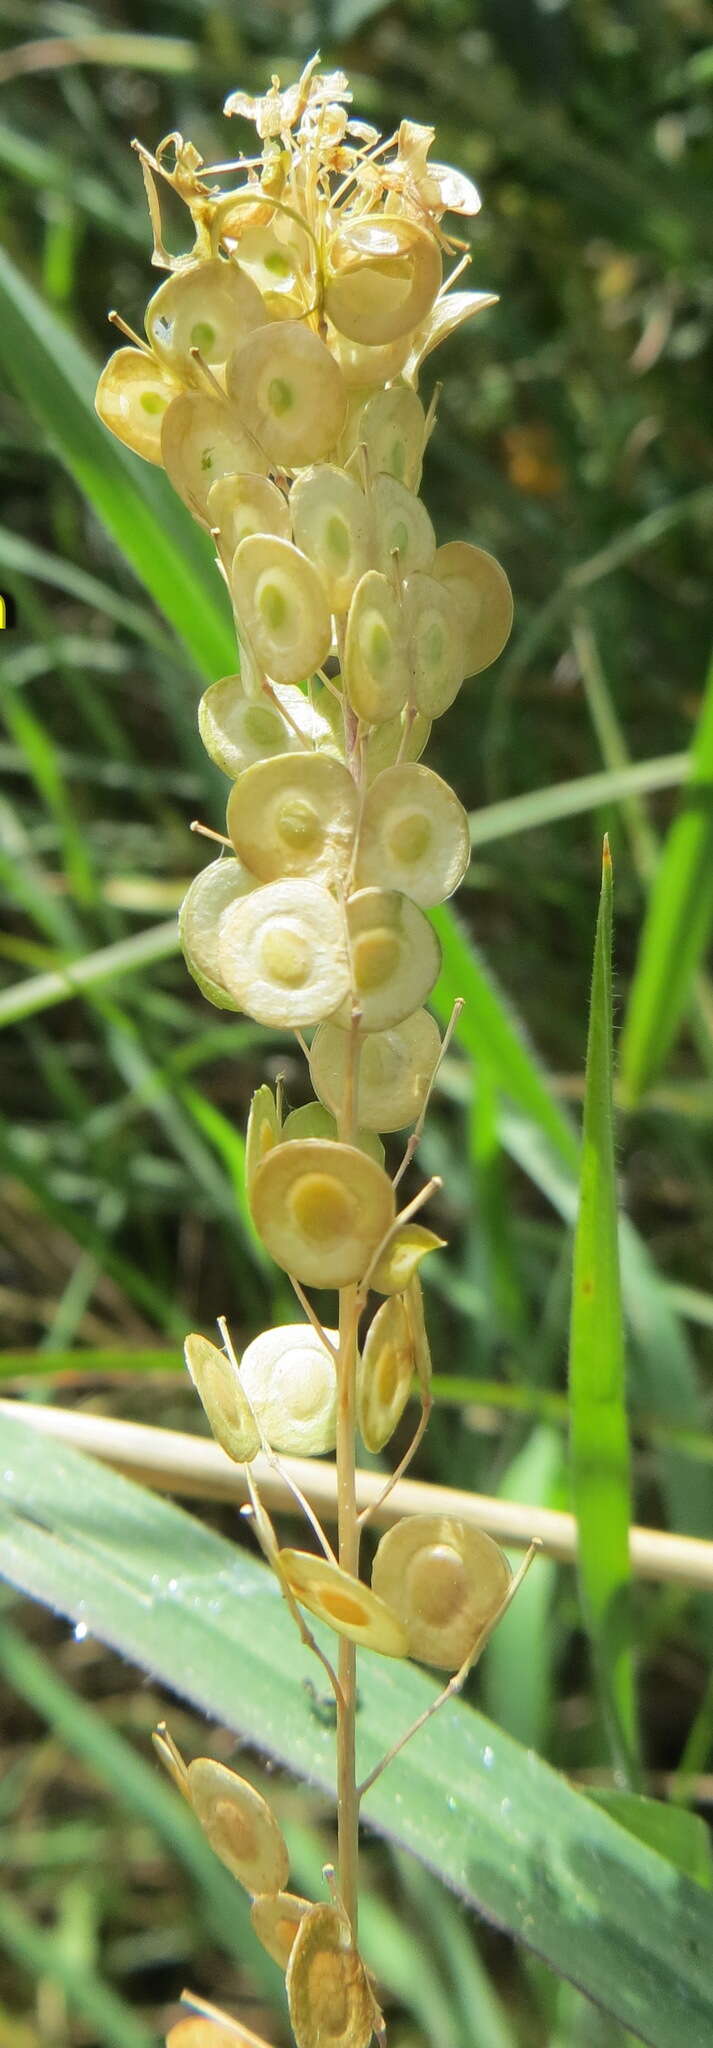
[245,1083,281,1191]
[344,570,410,725]
[433,541,513,676]
[250,1889,311,1969]
[198,675,322,781]
[184,1332,260,1464]
[325,214,442,345]
[290,465,372,613]
[95,347,181,464]
[226,753,358,885]
[358,1295,414,1453]
[145,258,266,379]
[279,1552,407,1658]
[406,1273,433,1399]
[239,1323,339,1456]
[404,571,465,718]
[354,762,470,907]
[231,535,332,688]
[287,1903,376,2048]
[167,2016,271,2048]
[282,1102,385,1168]
[335,886,441,1032]
[251,1138,395,1288]
[371,475,435,578]
[207,472,290,556]
[223,220,312,320]
[364,708,431,785]
[371,1515,512,1671]
[218,878,350,1029]
[179,856,256,1010]
[226,321,347,467]
[354,383,426,490]
[369,1224,445,1296]
[161,392,263,514]
[186,1758,289,1894]
[331,326,412,390]
[405,288,499,376]
[311,1009,442,1133]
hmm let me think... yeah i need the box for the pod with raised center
[226,321,347,468]
[198,675,322,781]
[231,535,332,688]
[354,761,470,907]
[335,886,441,1032]
[404,571,465,718]
[227,752,358,885]
[250,1139,395,1288]
[207,472,290,557]
[286,1902,376,2048]
[290,465,372,613]
[145,257,266,379]
[344,569,410,725]
[250,1889,311,1970]
[354,383,426,490]
[184,1332,260,1464]
[371,1514,512,1671]
[161,392,263,514]
[433,540,514,676]
[371,475,435,578]
[279,1552,408,1658]
[186,1757,289,1894]
[94,347,182,464]
[281,1102,385,1168]
[325,215,442,345]
[239,1323,339,1457]
[358,1295,414,1453]
[218,878,350,1029]
[310,1008,441,1133]
[179,856,257,1010]
[221,220,312,320]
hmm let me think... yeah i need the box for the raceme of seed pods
[96,57,533,2048]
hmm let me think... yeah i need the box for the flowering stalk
[97,56,534,2048]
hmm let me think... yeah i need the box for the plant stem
[335,1281,360,1936]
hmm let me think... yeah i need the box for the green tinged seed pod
[354,761,470,906]
[358,1295,414,1453]
[218,877,350,1028]
[363,707,431,784]
[251,1138,395,1287]
[184,1332,260,1464]
[179,856,256,1009]
[350,383,426,490]
[310,1008,442,1132]
[161,392,263,513]
[207,471,290,555]
[198,674,327,781]
[231,534,332,687]
[186,1757,289,1893]
[344,569,410,724]
[282,1101,385,1167]
[95,347,181,463]
[371,1515,512,1671]
[290,464,372,613]
[433,540,514,676]
[371,474,436,578]
[227,753,358,884]
[245,1083,281,1193]
[336,886,441,1032]
[404,571,465,717]
[226,320,347,467]
[145,257,266,379]
[239,1323,339,1456]
[325,214,442,345]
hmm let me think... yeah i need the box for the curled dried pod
[310,1008,442,1133]
[344,569,410,725]
[218,877,350,1028]
[145,257,266,379]
[161,392,263,513]
[290,465,372,613]
[335,886,441,1032]
[404,571,465,718]
[226,321,347,467]
[371,475,435,579]
[433,541,513,676]
[245,1082,281,1192]
[358,1294,414,1453]
[198,675,313,781]
[364,707,431,786]
[370,1222,445,1296]
[231,535,332,688]
[179,856,256,1010]
[282,1102,385,1167]
[353,761,470,907]
[250,1138,395,1288]
[184,1332,260,1464]
[350,383,426,491]
[250,1889,311,1969]
[325,214,442,345]
[207,472,290,556]
[186,1757,289,1894]
[95,346,181,464]
[279,1552,407,1658]
[372,1515,512,1670]
[286,1902,376,2048]
[226,753,358,885]
[239,1323,339,1456]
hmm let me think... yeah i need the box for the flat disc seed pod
[227,753,358,884]
[364,707,431,785]
[279,1552,408,1657]
[161,392,264,514]
[290,465,372,613]
[354,762,470,907]
[371,1515,512,1671]
[356,383,426,490]
[251,1139,395,1288]
[358,1295,414,1453]
[335,886,441,1031]
[331,326,412,390]
[231,535,332,687]
[251,1890,311,1970]
[286,1903,375,2048]
[179,856,256,1009]
[184,1333,260,1464]
[325,215,442,345]
[95,347,181,464]
[282,1102,385,1167]
[311,1008,442,1132]
[345,570,410,725]
[145,258,266,379]
[218,878,350,1028]
[207,472,290,556]
[371,476,436,578]
[226,321,348,467]
[186,1758,289,1894]
[223,221,312,320]
[405,571,465,717]
[239,1323,339,1456]
[198,675,307,781]
[434,541,514,676]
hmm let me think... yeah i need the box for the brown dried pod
[250,1889,311,1969]
[226,753,358,885]
[371,1515,512,1671]
[251,1138,395,1288]
[186,1757,289,1894]
[279,1553,407,1659]
[358,1295,414,1453]
[286,1903,376,2048]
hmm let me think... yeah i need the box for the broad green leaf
[587,1791,713,1892]
[2,1415,713,2048]
[568,843,638,1778]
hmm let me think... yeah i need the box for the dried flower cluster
[96,56,533,2048]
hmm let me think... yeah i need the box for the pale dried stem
[359,1175,442,1302]
[189,819,231,847]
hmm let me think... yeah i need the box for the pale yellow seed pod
[167,2016,271,2048]
[207,472,290,557]
[198,675,326,781]
[290,465,372,613]
[405,288,499,377]
[407,1273,433,1399]
[218,878,350,1029]
[286,1903,376,2048]
[179,856,256,1010]
[231,535,332,688]
[239,1323,339,1456]
[226,321,347,467]
[355,383,426,490]
[330,325,412,390]
[370,1223,445,1295]
[184,1333,260,1464]
[353,762,470,907]
[433,541,514,676]
[404,571,465,718]
[364,707,431,785]
[145,257,266,380]
[250,1890,311,1970]
[245,1082,281,1192]
[279,1552,408,1658]
[335,886,441,1032]
[325,214,442,345]
[282,1102,385,1168]
[371,1515,512,1671]
[251,1138,395,1288]
[344,569,410,724]
[95,347,181,464]
[224,220,312,320]
[371,475,435,578]
[186,1757,289,1894]
[227,753,358,885]
[358,1295,414,1453]
[161,392,264,514]
[310,1008,441,1133]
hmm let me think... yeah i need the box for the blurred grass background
[0,0,712,2042]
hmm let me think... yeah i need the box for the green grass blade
[587,1791,713,1891]
[468,754,687,852]
[2,1417,713,2048]
[569,842,638,1780]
